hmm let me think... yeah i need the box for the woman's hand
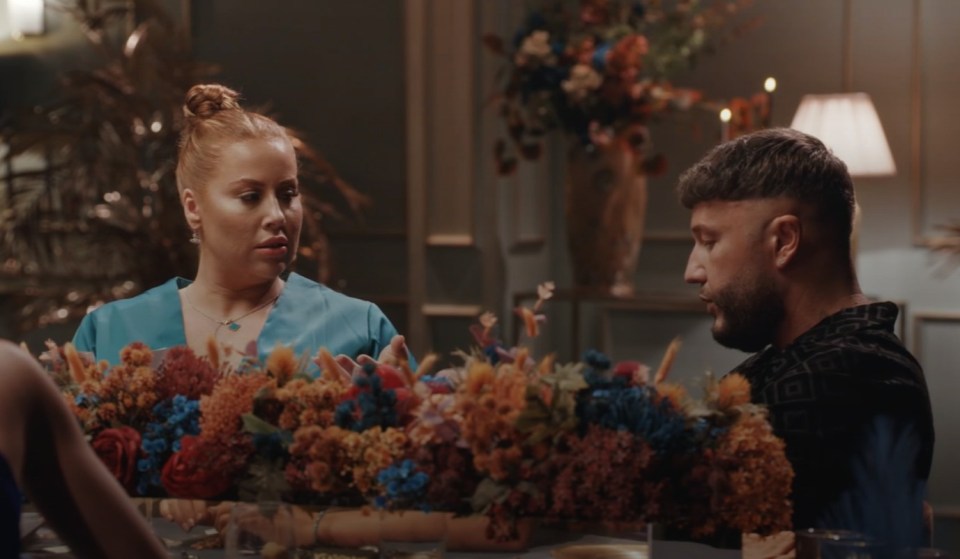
[159,499,213,531]
[743,531,796,559]
[332,335,412,378]
[211,502,318,548]
[375,335,410,366]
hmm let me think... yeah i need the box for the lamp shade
[7,0,44,38]
[790,92,896,177]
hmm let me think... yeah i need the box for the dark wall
[190,1,409,329]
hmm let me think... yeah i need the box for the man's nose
[684,250,705,284]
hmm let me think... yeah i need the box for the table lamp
[790,92,897,257]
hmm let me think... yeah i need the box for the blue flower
[376,459,431,511]
[577,384,700,453]
[75,393,99,406]
[136,396,201,495]
[335,368,402,432]
[583,349,612,371]
[591,43,611,72]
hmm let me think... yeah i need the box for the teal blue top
[73,273,406,376]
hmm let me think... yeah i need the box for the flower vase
[564,142,647,297]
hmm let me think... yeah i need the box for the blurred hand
[333,335,411,375]
[212,502,316,547]
[743,531,796,559]
[373,335,410,366]
[159,499,213,531]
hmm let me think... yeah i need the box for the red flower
[160,435,234,499]
[580,0,611,25]
[91,426,141,491]
[613,360,649,384]
[156,346,220,401]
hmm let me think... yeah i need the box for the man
[679,128,935,544]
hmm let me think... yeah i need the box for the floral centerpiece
[484,0,762,295]
[38,282,793,550]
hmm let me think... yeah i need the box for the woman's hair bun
[183,84,242,119]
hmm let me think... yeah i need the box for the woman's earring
[190,230,201,244]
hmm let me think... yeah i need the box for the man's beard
[710,273,785,353]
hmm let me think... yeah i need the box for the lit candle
[720,108,732,142]
[764,77,777,128]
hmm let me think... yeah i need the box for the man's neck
[774,284,871,349]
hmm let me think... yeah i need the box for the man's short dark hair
[677,128,856,246]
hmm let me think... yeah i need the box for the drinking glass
[795,529,873,559]
[223,500,297,558]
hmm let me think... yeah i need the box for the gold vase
[564,142,647,296]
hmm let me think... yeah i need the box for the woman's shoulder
[0,340,32,369]
[286,273,380,314]
[0,340,47,396]
[85,278,182,319]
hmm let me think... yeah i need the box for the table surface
[21,512,741,559]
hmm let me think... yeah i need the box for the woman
[0,340,168,558]
[72,82,411,542]
[73,83,407,373]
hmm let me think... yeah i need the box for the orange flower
[64,342,95,383]
[97,402,118,422]
[464,362,496,396]
[199,373,271,441]
[265,344,298,386]
[313,348,350,387]
[654,337,681,384]
[716,373,751,410]
[710,410,794,534]
[119,341,153,368]
[288,425,348,493]
[206,336,221,371]
[654,382,688,411]
[516,307,540,338]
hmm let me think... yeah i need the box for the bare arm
[0,341,167,558]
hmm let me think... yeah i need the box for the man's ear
[181,188,202,231]
[768,214,801,270]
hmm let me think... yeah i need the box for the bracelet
[312,509,327,544]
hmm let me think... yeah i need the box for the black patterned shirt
[733,302,935,536]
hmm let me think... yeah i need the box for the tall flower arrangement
[39,285,793,541]
[485,0,762,175]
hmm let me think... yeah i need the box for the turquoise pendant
[227,322,241,332]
